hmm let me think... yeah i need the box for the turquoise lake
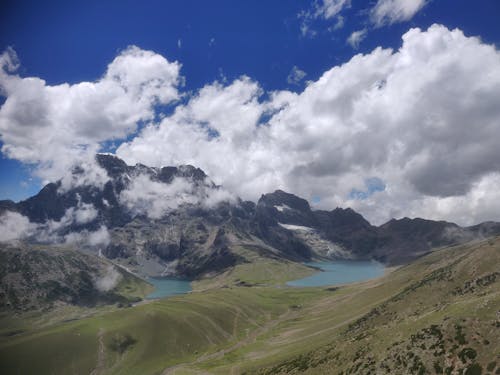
[146,278,192,299]
[287,260,385,287]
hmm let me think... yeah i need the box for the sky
[1,0,500,226]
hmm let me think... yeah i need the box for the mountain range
[1,153,499,284]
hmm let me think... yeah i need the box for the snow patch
[274,204,292,212]
[278,223,314,232]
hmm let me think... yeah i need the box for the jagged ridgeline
[1,154,499,283]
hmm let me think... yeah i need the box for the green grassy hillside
[0,237,498,375]
[249,239,500,375]
[192,245,316,290]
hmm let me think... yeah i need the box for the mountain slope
[0,242,152,312]
[0,237,497,375]
[253,237,500,375]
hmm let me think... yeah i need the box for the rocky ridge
[1,154,500,280]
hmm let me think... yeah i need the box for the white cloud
[314,0,351,19]
[287,66,307,86]
[347,29,367,49]
[65,225,111,248]
[0,211,34,242]
[330,15,345,31]
[203,187,237,209]
[95,265,122,292]
[118,174,235,220]
[59,159,110,192]
[0,196,109,245]
[299,0,350,36]
[371,0,427,27]
[116,25,500,226]
[67,198,99,224]
[119,175,198,219]
[2,25,500,227]
[0,46,181,184]
[87,226,111,247]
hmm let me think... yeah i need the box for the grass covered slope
[192,245,316,290]
[252,238,500,375]
[0,287,327,375]
[0,237,498,374]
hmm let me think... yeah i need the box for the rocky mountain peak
[258,190,311,212]
[380,217,458,233]
[96,153,129,178]
[328,207,371,229]
[95,154,208,187]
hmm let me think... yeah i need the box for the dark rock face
[96,153,128,178]
[0,200,18,215]
[2,154,500,279]
[259,190,311,212]
[252,190,500,265]
[372,218,500,264]
[18,182,75,223]
[314,208,379,258]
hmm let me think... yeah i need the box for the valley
[0,237,498,374]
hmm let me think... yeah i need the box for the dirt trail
[162,308,294,375]
[90,328,105,375]
[162,277,402,374]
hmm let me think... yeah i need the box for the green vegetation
[0,237,499,374]
[193,245,316,290]
[114,267,154,301]
[108,333,138,354]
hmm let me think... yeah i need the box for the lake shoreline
[287,260,385,288]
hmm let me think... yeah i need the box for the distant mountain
[1,154,499,282]
[254,189,500,264]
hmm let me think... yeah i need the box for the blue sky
[1,1,499,92]
[1,0,500,225]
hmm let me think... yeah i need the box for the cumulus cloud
[119,174,235,219]
[94,265,122,292]
[0,211,34,242]
[65,196,99,224]
[2,25,500,227]
[119,175,198,219]
[347,29,367,49]
[59,157,110,192]
[0,201,109,246]
[371,0,427,27]
[116,25,500,226]
[65,225,111,248]
[0,46,181,183]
